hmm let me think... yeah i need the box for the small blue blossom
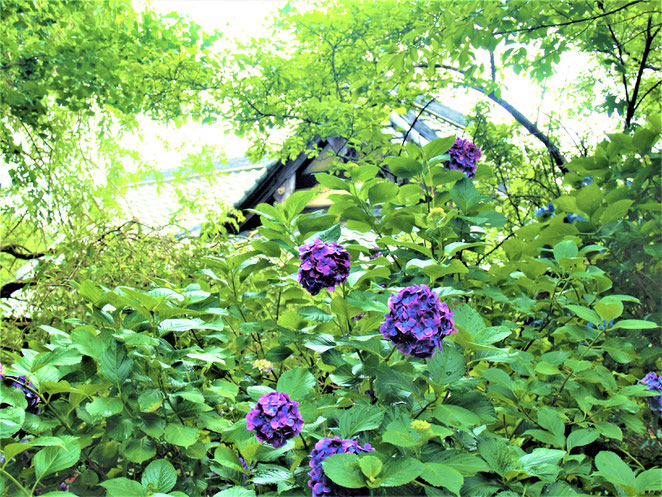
[246,391,304,448]
[379,284,456,359]
[308,437,374,497]
[639,372,662,414]
[565,213,586,223]
[535,203,555,217]
[582,177,593,185]
[587,320,614,330]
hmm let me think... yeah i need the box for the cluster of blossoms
[246,392,304,448]
[308,437,374,497]
[565,213,586,224]
[445,138,482,178]
[640,372,662,414]
[379,284,456,359]
[0,364,40,414]
[298,239,351,296]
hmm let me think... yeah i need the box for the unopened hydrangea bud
[640,372,662,414]
[298,239,351,296]
[446,138,482,178]
[427,207,446,223]
[246,391,304,448]
[308,436,374,497]
[253,359,274,373]
[379,284,456,359]
[410,420,431,431]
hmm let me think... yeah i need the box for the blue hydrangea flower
[639,372,662,413]
[246,391,304,448]
[298,239,351,296]
[535,203,555,217]
[0,363,40,414]
[379,284,456,359]
[446,138,482,178]
[308,436,374,497]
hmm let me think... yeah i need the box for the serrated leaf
[99,477,147,497]
[34,440,81,480]
[277,367,316,402]
[420,463,463,496]
[164,423,199,448]
[359,455,382,479]
[322,453,365,488]
[566,428,599,453]
[381,457,424,487]
[428,344,465,385]
[595,451,636,490]
[338,404,384,438]
[142,459,177,493]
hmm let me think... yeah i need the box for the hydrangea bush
[0,130,660,496]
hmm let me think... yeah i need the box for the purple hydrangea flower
[246,391,304,448]
[0,363,40,413]
[640,372,662,413]
[308,436,374,497]
[445,138,482,178]
[379,284,456,359]
[298,239,351,296]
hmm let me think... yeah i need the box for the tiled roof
[121,157,275,234]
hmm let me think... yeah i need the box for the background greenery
[0,0,660,496]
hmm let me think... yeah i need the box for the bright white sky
[125,0,616,173]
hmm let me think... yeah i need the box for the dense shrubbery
[0,122,660,496]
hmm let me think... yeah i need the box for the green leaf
[595,451,636,490]
[297,214,337,238]
[452,303,485,336]
[433,404,481,428]
[636,468,662,493]
[594,296,623,322]
[437,450,491,475]
[164,423,199,448]
[322,453,366,488]
[99,477,147,497]
[138,390,165,413]
[566,428,599,453]
[359,455,383,479]
[472,326,511,346]
[382,418,424,447]
[141,459,177,493]
[213,488,257,497]
[553,240,578,261]
[277,367,316,401]
[428,343,466,385]
[251,465,292,485]
[298,306,335,322]
[384,156,422,178]
[304,334,336,353]
[0,384,26,438]
[284,189,316,218]
[423,135,456,159]
[594,422,622,440]
[338,404,384,438]
[519,448,565,481]
[564,304,602,326]
[368,181,398,204]
[308,223,342,244]
[99,341,133,386]
[613,319,658,330]
[122,437,156,464]
[86,397,124,418]
[381,457,424,487]
[450,178,480,210]
[537,407,565,447]
[420,463,463,496]
[315,172,350,191]
[34,440,81,480]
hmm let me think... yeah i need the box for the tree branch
[0,244,46,260]
[625,16,659,128]
[0,280,33,299]
[494,1,644,35]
